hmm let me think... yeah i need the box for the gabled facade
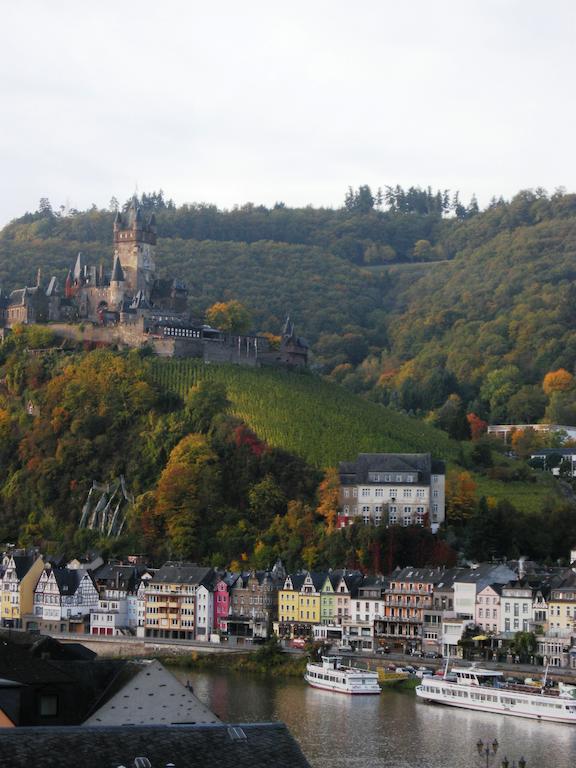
[1,553,44,628]
[226,569,281,640]
[475,584,502,635]
[31,568,99,633]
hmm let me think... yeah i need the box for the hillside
[148,359,457,465]
[3,188,576,442]
[148,359,559,515]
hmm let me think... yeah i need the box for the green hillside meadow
[148,359,457,466]
[148,359,559,514]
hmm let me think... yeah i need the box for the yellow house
[297,572,323,625]
[548,573,576,634]
[1,552,44,628]
[278,574,305,625]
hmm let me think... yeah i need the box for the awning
[472,635,489,641]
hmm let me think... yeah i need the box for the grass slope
[148,359,561,512]
[148,359,457,466]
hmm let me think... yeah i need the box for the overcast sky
[1,0,575,225]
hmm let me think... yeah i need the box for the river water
[172,667,576,768]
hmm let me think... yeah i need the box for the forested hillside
[3,186,576,433]
[0,331,568,570]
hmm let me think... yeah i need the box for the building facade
[338,453,446,531]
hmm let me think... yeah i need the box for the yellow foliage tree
[446,470,477,523]
[316,467,340,531]
[543,368,573,396]
[206,300,252,334]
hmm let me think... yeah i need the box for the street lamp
[501,759,526,768]
[476,738,499,768]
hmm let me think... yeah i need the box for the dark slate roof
[151,563,213,586]
[0,723,311,768]
[284,573,306,591]
[110,255,124,283]
[93,564,140,591]
[391,566,447,584]
[52,568,81,596]
[12,555,36,580]
[339,453,445,484]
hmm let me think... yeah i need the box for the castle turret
[64,269,73,299]
[109,255,125,307]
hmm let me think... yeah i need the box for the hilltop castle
[0,199,308,366]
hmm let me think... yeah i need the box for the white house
[500,580,535,635]
[34,568,99,623]
[195,572,217,640]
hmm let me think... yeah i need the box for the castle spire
[111,255,125,283]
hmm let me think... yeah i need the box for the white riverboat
[416,665,576,724]
[305,656,381,695]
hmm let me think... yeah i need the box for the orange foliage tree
[543,368,574,396]
[316,467,340,531]
[466,412,488,440]
[446,470,477,523]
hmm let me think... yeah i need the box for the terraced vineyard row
[147,359,458,467]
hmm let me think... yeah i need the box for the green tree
[185,381,230,433]
[248,474,287,528]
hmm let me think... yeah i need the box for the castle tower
[113,199,156,299]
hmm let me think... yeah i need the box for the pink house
[475,583,502,634]
[213,575,236,632]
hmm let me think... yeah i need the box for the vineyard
[147,359,458,467]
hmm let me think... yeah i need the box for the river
[172,667,576,767]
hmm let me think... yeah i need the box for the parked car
[375,646,391,654]
[424,651,442,659]
[415,666,434,678]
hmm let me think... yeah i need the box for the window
[406,475,414,482]
[403,488,412,498]
[403,506,411,515]
[505,619,510,631]
[343,489,349,497]
[375,488,384,497]
[505,602,510,613]
[432,489,439,498]
[352,488,357,497]
[384,474,392,482]
[403,516,411,527]
[389,514,397,525]
[432,475,438,483]
[416,489,425,499]
[389,489,397,499]
[396,475,402,482]
[343,505,349,514]
[361,488,370,497]
[39,695,58,717]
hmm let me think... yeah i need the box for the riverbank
[162,645,308,678]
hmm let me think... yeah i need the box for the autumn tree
[543,368,574,396]
[467,412,488,441]
[511,427,543,459]
[206,300,252,334]
[446,470,477,523]
[316,467,340,531]
[155,433,221,559]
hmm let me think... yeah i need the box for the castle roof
[110,255,124,283]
